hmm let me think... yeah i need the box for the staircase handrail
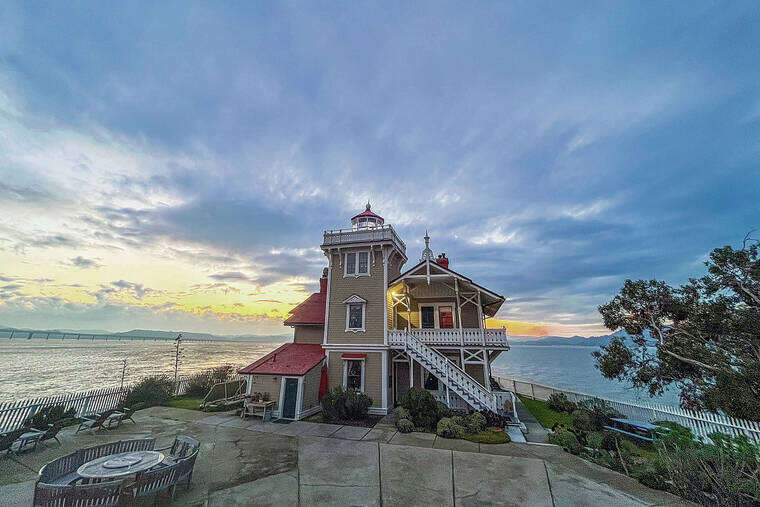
[403,332,496,411]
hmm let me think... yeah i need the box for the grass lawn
[519,396,573,429]
[166,396,203,411]
[463,428,511,444]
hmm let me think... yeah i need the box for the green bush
[465,412,487,434]
[395,407,411,421]
[396,418,415,433]
[184,364,237,397]
[571,409,596,432]
[547,393,577,413]
[320,387,373,422]
[320,387,347,421]
[124,375,174,408]
[577,399,621,430]
[550,427,582,454]
[400,388,440,429]
[344,389,372,419]
[636,468,668,491]
[436,402,452,419]
[437,417,466,439]
[655,432,760,505]
[600,431,619,451]
[24,405,76,429]
[587,431,605,450]
[451,415,467,427]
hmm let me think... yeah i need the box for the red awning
[341,353,366,359]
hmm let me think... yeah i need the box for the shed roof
[238,343,325,376]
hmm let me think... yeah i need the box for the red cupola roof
[351,202,384,223]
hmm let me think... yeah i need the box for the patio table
[77,450,165,479]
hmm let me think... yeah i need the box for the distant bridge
[0,329,216,343]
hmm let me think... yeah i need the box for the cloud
[70,256,102,269]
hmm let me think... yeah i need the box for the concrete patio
[0,407,690,506]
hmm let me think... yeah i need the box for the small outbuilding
[238,343,326,420]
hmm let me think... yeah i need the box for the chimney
[320,267,328,293]
[436,253,449,269]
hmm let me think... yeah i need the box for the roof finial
[420,230,434,262]
[366,201,371,211]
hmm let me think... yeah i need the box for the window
[344,251,370,276]
[344,295,367,332]
[420,306,435,329]
[348,304,363,329]
[346,360,362,390]
[438,306,454,329]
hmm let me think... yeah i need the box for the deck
[387,328,509,348]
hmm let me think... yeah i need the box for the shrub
[396,418,415,433]
[481,410,511,428]
[24,405,76,429]
[587,431,605,450]
[451,415,467,427]
[400,388,440,429]
[550,427,582,454]
[577,399,621,430]
[437,417,466,439]
[124,375,174,408]
[571,409,596,432]
[655,432,760,505]
[320,387,347,421]
[547,393,577,413]
[344,389,372,419]
[465,412,487,434]
[184,364,237,397]
[436,402,452,419]
[636,468,668,491]
[320,387,372,422]
[600,431,619,451]
[395,407,411,421]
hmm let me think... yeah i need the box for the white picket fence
[0,387,128,432]
[497,376,760,444]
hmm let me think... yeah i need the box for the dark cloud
[70,256,102,269]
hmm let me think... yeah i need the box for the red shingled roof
[238,343,325,376]
[283,291,326,326]
[351,203,383,221]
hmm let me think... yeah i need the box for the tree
[593,234,760,420]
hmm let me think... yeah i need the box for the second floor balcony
[388,328,509,348]
[322,224,406,256]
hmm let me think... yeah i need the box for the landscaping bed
[304,412,381,427]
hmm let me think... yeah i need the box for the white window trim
[342,358,366,393]
[344,294,367,333]
[419,303,456,329]
[344,250,371,277]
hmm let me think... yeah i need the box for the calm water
[491,344,680,406]
[3,339,680,407]
[1,338,282,400]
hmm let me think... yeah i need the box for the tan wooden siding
[461,304,479,328]
[301,362,323,412]
[326,250,385,345]
[248,374,282,410]
[293,325,324,344]
[326,351,383,407]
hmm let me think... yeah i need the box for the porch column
[477,290,485,345]
[455,278,463,346]
[409,357,414,388]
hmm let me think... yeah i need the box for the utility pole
[120,359,128,391]
[173,334,183,394]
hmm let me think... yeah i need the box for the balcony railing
[322,225,406,254]
[387,328,509,347]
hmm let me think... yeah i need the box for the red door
[395,362,410,404]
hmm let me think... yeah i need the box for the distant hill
[0,325,292,343]
[510,330,653,347]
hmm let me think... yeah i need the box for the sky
[0,2,758,337]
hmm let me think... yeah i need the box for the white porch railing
[322,224,406,253]
[399,331,498,412]
[388,328,508,347]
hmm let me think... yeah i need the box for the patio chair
[0,428,26,455]
[75,409,117,434]
[102,411,126,430]
[115,405,139,424]
[29,417,72,448]
[157,435,200,463]
[69,479,123,507]
[171,448,199,497]
[128,461,179,503]
[33,482,73,507]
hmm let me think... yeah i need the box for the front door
[282,378,298,419]
[394,362,410,404]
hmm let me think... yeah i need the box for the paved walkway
[0,407,690,506]
[514,397,550,443]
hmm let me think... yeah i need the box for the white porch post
[409,357,414,388]
[477,290,485,345]
[455,278,463,346]
[483,351,491,392]
[381,350,388,410]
